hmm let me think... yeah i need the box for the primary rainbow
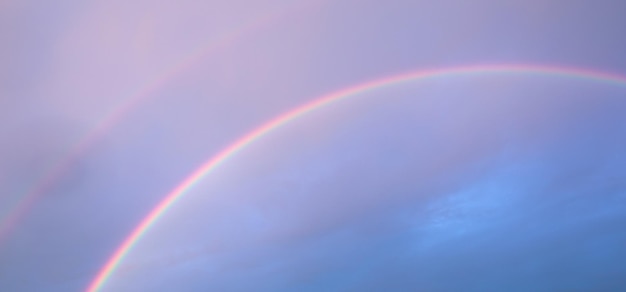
[86,64,626,291]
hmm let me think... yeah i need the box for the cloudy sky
[1,0,626,291]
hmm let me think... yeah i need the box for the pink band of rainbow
[86,64,626,291]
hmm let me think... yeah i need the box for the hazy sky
[1,0,626,291]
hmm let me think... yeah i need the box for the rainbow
[85,64,626,291]
[0,6,297,245]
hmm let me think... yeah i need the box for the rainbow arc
[85,64,626,291]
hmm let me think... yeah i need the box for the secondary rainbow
[0,7,292,245]
[86,64,626,291]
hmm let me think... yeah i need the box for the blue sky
[1,0,626,291]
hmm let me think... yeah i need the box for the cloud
[104,75,626,291]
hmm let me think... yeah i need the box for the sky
[1,0,626,291]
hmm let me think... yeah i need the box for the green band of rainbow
[85,64,626,292]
